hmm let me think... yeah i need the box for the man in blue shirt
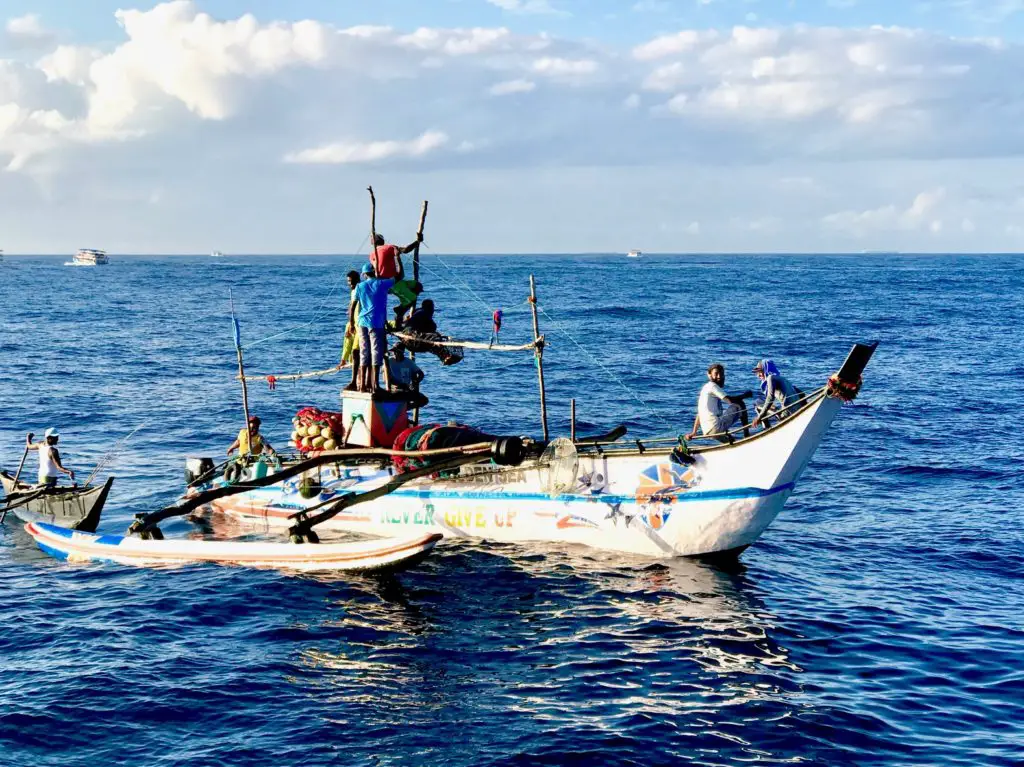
[349,262,394,392]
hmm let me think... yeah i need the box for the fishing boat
[24,521,442,572]
[68,248,109,266]
[211,250,224,257]
[1,472,112,533]
[627,249,642,258]
[184,341,873,559]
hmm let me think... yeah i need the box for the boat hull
[1,473,112,533]
[205,394,844,558]
[25,522,443,572]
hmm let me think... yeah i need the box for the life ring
[223,461,244,485]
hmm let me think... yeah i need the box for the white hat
[44,427,59,438]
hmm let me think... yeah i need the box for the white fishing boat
[211,250,224,257]
[190,343,872,559]
[627,249,642,258]
[68,248,109,266]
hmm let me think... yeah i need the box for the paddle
[0,442,32,523]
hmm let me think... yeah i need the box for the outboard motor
[185,457,216,486]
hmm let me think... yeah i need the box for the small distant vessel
[627,249,642,258]
[211,250,224,257]
[68,248,109,266]
[0,249,4,262]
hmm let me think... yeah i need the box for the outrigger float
[22,189,877,567]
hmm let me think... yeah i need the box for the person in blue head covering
[752,359,802,428]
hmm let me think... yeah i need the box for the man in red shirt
[371,233,421,281]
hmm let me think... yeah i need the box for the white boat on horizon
[67,248,109,266]
[627,249,642,258]
[211,250,224,257]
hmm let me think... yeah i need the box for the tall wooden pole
[367,186,378,261]
[529,275,549,440]
[411,200,428,426]
[229,291,252,450]
[414,200,428,286]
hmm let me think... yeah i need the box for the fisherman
[751,359,803,429]
[391,279,424,328]
[351,262,394,392]
[385,346,424,392]
[371,232,421,282]
[406,299,437,335]
[399,299,463,366]
[341,269,361,391]
[686,363,751,443]
[25,429,74,486]
[227,415,277,458]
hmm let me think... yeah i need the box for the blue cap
[361,262,374,275]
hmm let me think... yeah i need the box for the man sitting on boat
[395,299,464,367]
[227,416,277,459]
[351,262,394,392]
[752,359,803,429]
[686,364,751,443]
[386,347,424,392]
[25,429,74,487]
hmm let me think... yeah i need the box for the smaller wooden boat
[25,522,443,572]
[0,472,112,533]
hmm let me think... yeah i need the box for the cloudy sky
[3,0,1024,253]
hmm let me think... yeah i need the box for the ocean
[1,254,1021,766]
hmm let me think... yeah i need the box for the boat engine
[185,457,216,486]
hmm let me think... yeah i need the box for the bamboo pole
[570,399,576,442]
[412,200,428,426]
[229,292,252,451]
[529,275,549,440]
[368,186,378,261]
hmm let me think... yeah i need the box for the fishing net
[291,407,345,453]
[392,423,493,474]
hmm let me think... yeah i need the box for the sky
[3,0,1024,253]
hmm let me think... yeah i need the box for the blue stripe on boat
[35,539,70,561]
[386,482,795,506]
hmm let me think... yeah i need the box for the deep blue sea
[1,254,1022,766]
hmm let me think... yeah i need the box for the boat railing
[573,384,831,457]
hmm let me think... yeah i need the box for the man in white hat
[25,429,75,487]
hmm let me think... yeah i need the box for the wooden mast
[529,275,549,440]
[229,291,252,450]
[411,200,428,426]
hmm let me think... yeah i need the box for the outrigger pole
[529,274,549,440]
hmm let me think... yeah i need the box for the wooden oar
[0,444,32,523]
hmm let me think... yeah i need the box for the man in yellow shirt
[227,416,277,458]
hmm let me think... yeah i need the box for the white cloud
[486,0,564,15]
[489,78,536,95]
[822,187,949,236]
[5,14,55,47]
[283,130,450,164]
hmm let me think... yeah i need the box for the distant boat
[0,249,4,262]
[627,249,642,258]
[67,248,109,266]
[211,250,224,257]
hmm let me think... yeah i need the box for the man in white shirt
[686,364,751,443]
[25,428,75,487]
[385,347,424,391]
